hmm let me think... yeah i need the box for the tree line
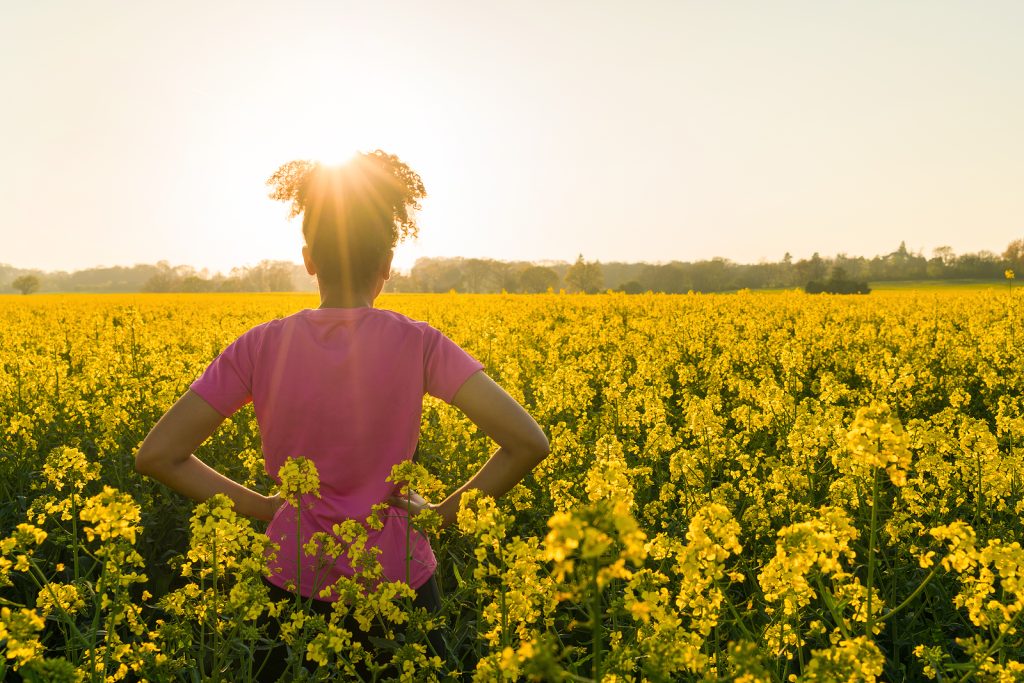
[3,239,1022,294]
[1,260,314,295]
[390,240,1022,293]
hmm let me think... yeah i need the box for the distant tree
[261,260,296,292]
[891,241,910,262]
[640,263,690,293]
[933,245,956,267]
[143,262,177,292]
[618,280,644,294]
[462,259,494,293]
[410,257,464,292]
[493,262,522,292]
[520,266,560,293]
[795,253,828,284]
[12,274,40,295]
[565,255,603,293]
[690,258,732,292]
[179,275,212,292]
[384,272,414,292]
[1004,238,1024,271]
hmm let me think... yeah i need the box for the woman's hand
[385,490,435,517]
[261,492,285,522]
[135,390,282,521]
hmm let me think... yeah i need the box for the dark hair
[266,151,426,289]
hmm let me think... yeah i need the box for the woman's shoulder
[280,307,438,337]
[371,307,429,328]
[367,309,448,342]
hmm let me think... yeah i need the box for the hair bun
[265,151,427,244]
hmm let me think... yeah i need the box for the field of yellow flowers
[1,290,1023,682]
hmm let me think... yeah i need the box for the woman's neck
[317,287,374,309]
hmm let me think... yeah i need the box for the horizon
[2,237,1016,278]
[2,2,1022,272]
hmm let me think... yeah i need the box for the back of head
[267,151,426,291]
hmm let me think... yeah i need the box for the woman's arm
[390,370,549,527]
[135,389,281,522]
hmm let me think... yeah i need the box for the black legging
[254,574,446,682]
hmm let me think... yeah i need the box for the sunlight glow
[315,151,359,169]
[5,1,1022,274]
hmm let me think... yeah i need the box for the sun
[315,150,361,168]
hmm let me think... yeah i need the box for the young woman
[134,151,550,678]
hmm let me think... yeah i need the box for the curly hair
[266,151,426,289]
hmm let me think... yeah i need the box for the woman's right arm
[430,370,549,527]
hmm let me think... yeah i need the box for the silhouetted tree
[12,274,40,295]
[493,262,522,292]
[410,257,464,292]
[1004,238,1024,272]
[805,265,870,294]
[565,255,603,293]
[640,263,690,293]
[180,275,212,292]
[143,262,177,292]
[462,259,494,293]
[618,280,644,294]
[690,258,731,291]
[933,246,956,267]
[520,266,560,293]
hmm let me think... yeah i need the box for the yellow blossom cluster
[843,402,913,487]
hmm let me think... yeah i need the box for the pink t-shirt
[189,306,483,598]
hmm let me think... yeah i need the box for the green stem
[199,568,207,681]
[865,467,879,636]
[875,566,939,625]
[293,500,302,681]
[590,559,602,682]
[499,544,509,651]
[720,585,759,644]
[793,617,805,673]
[405,487,412,586]
[815,575,851,640]
[562,674,597,683]
[87,560,108,683]
[71,492,80,581]
[212,534,220,683]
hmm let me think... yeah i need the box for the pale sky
[2,1,1022,273]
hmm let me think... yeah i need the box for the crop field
[1,291,1023,682]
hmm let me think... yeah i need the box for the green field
[867,279,1011,291]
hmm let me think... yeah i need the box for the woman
[134,151,550,678]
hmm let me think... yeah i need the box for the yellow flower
[42,445,101,493]
[277,456,321,507]
[0,607,45,669]
[36,583,85,618]
[79,486,142,545]
[844,402,912,487]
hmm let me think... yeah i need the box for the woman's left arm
[135,389,280,522]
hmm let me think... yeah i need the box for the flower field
[1,290,1023,682]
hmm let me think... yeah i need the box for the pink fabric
[189,306,483,597]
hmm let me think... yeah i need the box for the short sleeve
[423,326,484,403]
[190,324,265,417]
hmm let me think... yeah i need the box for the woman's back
[189,306,483,596]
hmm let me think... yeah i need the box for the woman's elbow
[522,430,551,465]
[134,444,166,477]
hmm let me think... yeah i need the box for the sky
[2,0,1022,274]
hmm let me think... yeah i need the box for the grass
[867,279,1011,291]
